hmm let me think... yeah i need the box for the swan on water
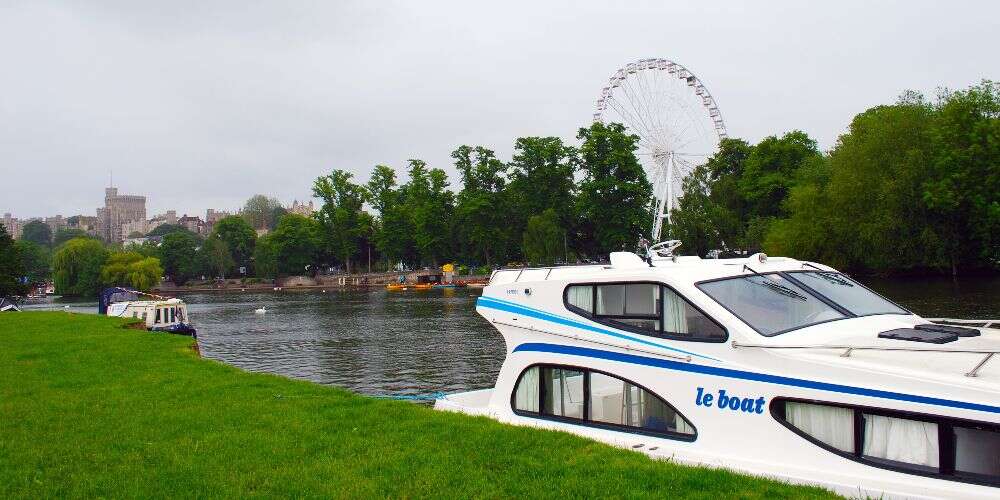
[254,306,267,314]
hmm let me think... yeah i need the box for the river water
[22,276,1000,398]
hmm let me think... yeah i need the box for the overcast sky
[1,1,996,219]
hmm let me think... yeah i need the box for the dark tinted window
[564,283,726,342]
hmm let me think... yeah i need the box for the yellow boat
[385,284,407,291]
[411,283,434,290]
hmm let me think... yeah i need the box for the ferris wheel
[594,58,727,241]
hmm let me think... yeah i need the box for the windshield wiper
[809,271,854,287]
[756,278,808,301]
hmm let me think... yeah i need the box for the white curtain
[662,288,689,334]
[596,285,624,315]
[863,414,939,468]
[514,367,539,412]
[567,286,593,312]
[954,426,1000,476]
[786,402,855,452]
[674,414,695,435]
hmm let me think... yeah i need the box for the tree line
[670,81,999,275]
[2,81,996,298]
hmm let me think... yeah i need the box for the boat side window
[566,285,593,314]
[541,367,584,419]
[512,364,696,439]
[773,398,1000,486]
[589,372,695,435]
[662,287,726,340]
[564,282,726,342]
[170,307,176,323]
[155,308,161,324]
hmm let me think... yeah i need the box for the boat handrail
[492,319,692,363]
[731,341,999,377]
[926,317,1000,329]
[489,264,610,284]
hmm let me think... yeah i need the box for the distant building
[68,215,100,237]
[204,209,232,234]
[98,187,146,243]
[289,200,314,216]
[44,215,67,235]
[2,213,22,239]
[178,214,204,235]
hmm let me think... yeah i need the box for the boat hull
[150,323,197,338]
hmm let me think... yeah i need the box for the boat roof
[489,252,826,286]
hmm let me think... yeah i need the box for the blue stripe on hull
[512,342,1000,415]
[477,295,719,362]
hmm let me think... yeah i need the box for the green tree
[14,240,50,285]
[268,205,288,231]
[453,146,511,266]
[270,214,322,275]
[211,216,256,275]
[147,224,201,241]
[159,232,199,286]
[53,228,89,247]
[242,194,283,231]
[507,137,577,239]
[576,122,652,255]
[367,165,413,266]
[100,252,163,291]
[199,236,235,278]
[313,170,368,273]
[253,234,280,279]
[522,208,565,265]
[668,165,722,257]
[52,238,108,297]
[702,138,754,252]
[405,161,454,265]
[20,220,52,248]
[0,225,28,297]
[922,81,1000,274]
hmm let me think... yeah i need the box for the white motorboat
[100,287,197,337]
[435,241,1000,499]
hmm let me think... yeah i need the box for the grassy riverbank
[0,313,836,498]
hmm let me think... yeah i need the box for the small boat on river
[99,287,197,337]
[436,240,1000,499]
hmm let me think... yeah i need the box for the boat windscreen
[787,271,907,316]
[698,274,846,336]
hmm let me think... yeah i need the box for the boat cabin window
[513,365,696,440]
[564,283,726,342]
[169,307,176,323]
[773,398,1000,487]
[155,308,161,324]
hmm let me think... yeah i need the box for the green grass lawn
[0,312,837,498]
